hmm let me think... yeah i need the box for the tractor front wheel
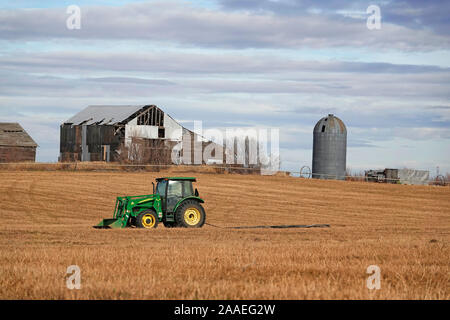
[136,210,159,229]
[175,200,206,228]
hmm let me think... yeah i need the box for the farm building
[0,123,38,162]
[59,105,225,164]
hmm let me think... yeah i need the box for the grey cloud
[380,1,450,36]
[1,55,449,106]
[351,127,450,142]
[1,51,448,75]
[0,2,449,50]
[2,69,449,100]
[347,138,378,148]
[219,0,450,36]
[219,0,371,15]
[427,106,450,110]
[85,77,176,86]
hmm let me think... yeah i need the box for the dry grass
[0,169,448,299]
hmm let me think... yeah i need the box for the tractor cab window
[167,180,182,212]
[182,181,194,197]
[168,180,183,197]
[166,180,194,212]
[156,180,167,197]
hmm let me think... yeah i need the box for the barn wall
[124,114,183,143]
[0,146,36,162]
[124,124,158,143]
[164,114,183,141]
[59,124,81,161]
[59,124,121,162]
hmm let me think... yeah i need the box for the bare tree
[116,128,173,165]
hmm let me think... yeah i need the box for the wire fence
[0,161,447,186]
[289,171,429,184]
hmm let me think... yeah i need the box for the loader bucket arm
[93,198,129,229]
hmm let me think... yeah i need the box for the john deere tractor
[94,177,206,229]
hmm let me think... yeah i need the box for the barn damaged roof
[0,123,38,147]
[63,105,153,125]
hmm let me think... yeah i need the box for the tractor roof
[156,177,196,182]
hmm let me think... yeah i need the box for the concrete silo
[312,114,347,180]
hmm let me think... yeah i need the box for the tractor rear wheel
[175,200,206,228]
[136,210,158,229]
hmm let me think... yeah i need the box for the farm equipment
[94,177,206,229]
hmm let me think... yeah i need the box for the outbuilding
[0,123,38,162]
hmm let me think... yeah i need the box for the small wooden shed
[0,123,38,162]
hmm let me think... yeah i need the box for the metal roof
[313,114,347,134]
[63,105,151,125]
[0,123,38,147]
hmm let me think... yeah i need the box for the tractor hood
[117,194,158,202]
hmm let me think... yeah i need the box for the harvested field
[0,170,448,299]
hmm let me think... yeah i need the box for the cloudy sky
[1,0,449,174]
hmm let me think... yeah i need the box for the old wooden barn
[59,105,225,164]
[0,123,38,162]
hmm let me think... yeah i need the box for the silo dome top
[313,114,346,134]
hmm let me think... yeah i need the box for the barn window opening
[321,125,326,132]
[158,128,165,138]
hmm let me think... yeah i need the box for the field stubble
[0,170,448,299]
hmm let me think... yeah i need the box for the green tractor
[94,177,206,229]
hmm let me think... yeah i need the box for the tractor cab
[155,177,199,213]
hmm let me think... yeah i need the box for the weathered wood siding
[59,124,121,162]
[0,146,36,162]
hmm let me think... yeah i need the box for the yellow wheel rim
[142,213,156,228]
[184,207,201,226]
